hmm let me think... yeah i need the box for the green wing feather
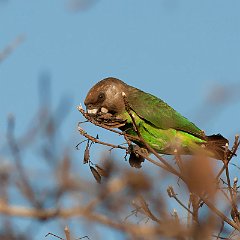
[127,88,204,138]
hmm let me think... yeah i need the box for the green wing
[127,88,204,138]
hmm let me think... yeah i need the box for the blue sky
[0,0,240,238]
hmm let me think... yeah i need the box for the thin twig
[199,195,240,231]
[167,186,194,216]
[7,115,41,208]
[77,125,128,150]
[64,226,71,240]
[0,34,25,63]
[216,135,240,179]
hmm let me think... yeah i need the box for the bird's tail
[205,134,234,160]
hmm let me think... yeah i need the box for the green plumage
[127,88,204,137]
[119,110,206,155]
[116,85,206,155]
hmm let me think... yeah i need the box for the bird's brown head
[84,77,128,116]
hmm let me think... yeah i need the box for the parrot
[84,77,229,160]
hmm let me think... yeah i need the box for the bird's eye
[98,93,105,100]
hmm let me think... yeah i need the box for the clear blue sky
[0,0,240,238]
